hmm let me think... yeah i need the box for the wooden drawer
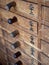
[41,25,49,42]
[0,0,38,21]
[0,44,37,65]
[42,6,49,23]
[40,53,49,65]
[41,39,49,55]
[4,40,44,65]
[7,54,39,65]
[1,27,38,48]
[2,41,37,65]
[4,39,38,59]
[0,18,38,47]
[7,52,32,65]
[0,8,38,36]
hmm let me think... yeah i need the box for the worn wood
[0,8,38,36]
[42,6,49,22]
[0,0,39,21]
[0,0,49,65]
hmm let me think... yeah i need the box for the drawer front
[0,0,38,21]
[0,9,38,36]
[7,53,39,65]
[1,27,38,48]
[0,17,38,47]
[42,6,49,22]
[4,38,38,59]
[41,25,49,42]
[4,40,44,65]
[41,40,49,55]
[0,41,39,65]
[40,53,49,65]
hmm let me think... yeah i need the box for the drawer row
[0,0,49,22]
[0,8,49,47]
[0,36,49,65]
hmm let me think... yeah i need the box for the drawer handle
[14,61,22,65]
[8,16,17,24]
[11,41,20,49]
[13,51,21,58]
[5,1,16,11]
[10,30,19,37]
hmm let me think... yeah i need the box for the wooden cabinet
[0,0,49,65]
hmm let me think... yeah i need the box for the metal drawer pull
[10,30,19,37]
[14,61,22,65]
[11,41,20,49]
[5,1,16,11]
[13,51,21,58]
[8,16,17,24]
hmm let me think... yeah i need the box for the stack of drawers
[0,0,49,65]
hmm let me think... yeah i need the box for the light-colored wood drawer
[0,19,38,48]
[40,53,49,65]
[4,39,38,59]
[0,41,38,65]
[41,39,49,56]
[4,39,44,65]
[42,6,49,23]
[5,41,38,65]
[0,8,38,36]
[41,25,49,42]
[0,0,38,21]
[41,1,49,6]
[1,28,38,48]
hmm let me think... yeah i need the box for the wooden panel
[41,1,49,6]
[42,6,49,23]
[41,39,49,55]
[41,25,49,42]
[0,8,38,36]
[0,0,38,21]
[40,53,49,65]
